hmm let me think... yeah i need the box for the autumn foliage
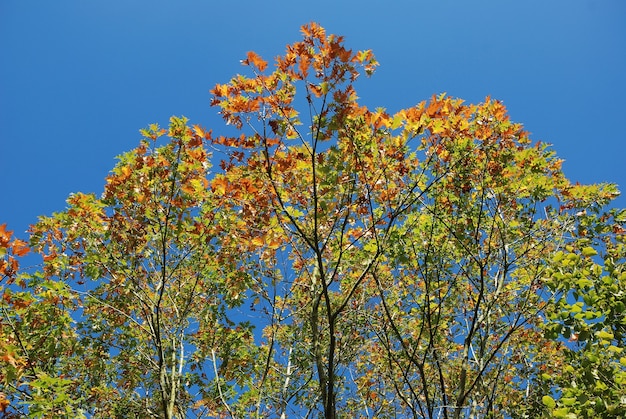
[1,23,625,418]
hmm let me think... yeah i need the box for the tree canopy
[1,23,625,419]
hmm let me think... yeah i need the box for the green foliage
[541,206,626,418]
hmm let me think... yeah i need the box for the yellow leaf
[431,120,445,134]
[251,236,265,247]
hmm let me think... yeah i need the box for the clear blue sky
[2,0,625,239]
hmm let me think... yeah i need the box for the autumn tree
[1,23,624,418]
[24,117,265,418]
[0,221,81,418]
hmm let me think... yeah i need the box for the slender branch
[211,348,236,419]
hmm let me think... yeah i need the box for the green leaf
[596,330,614,340]
[570,302,584,313]
[542,395,556,408]
[363,241,377,253]
[552,407,575,418]
[582,246,598,257]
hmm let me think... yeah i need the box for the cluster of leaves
[1,227,78,417]
[1,23,624,418]
[541,205,626,418]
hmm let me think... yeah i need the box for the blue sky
[2,0,625,239]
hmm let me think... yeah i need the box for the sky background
[2,0,625,240]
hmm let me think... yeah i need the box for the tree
[1,22,624,418]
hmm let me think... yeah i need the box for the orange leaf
[244,51,268,72]
[1,353,18,368]
[212,177,228,196]
[193,125,205,138]
[0,393,9,412]
[267,237,282,250]
[0,224,11,247]
[11,239,29,257]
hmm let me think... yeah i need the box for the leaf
[552,407,575,418]
[212,176,228,196]
[243,51,268,72]
[581,246,598,257]
[11,239,29,257]
[0,394,9,412]
[595,330,614,340]
[1,352,18,368]
[251,236,265,247]
[542,395,556,408]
